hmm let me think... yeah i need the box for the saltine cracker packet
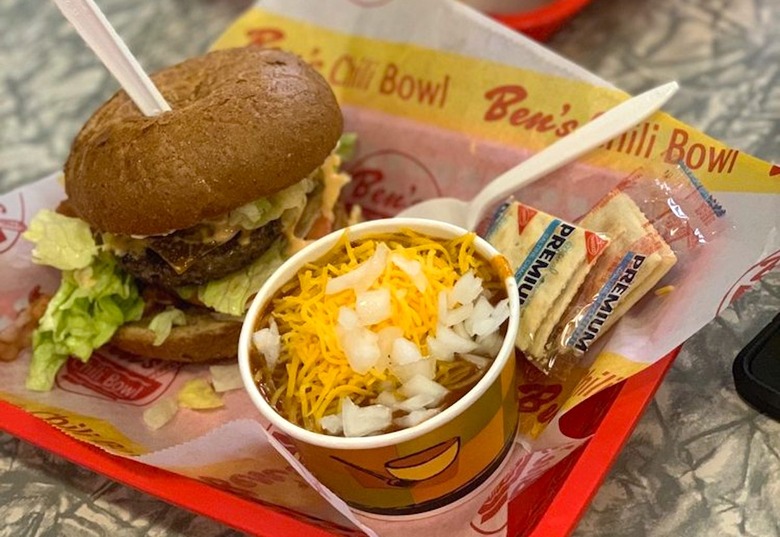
[553,162,726,373]
[485,202,609,366]
[485,161,724,376]
[562,192,677,355]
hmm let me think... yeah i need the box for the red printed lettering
[483,85,575,134]
[665,128,739,173]
[483,85,527,122]
[246,27,285,48]
[517,383,562,413]
[350,169,408,210]
[379,62,450,108]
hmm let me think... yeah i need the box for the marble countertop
[1,0,778,535]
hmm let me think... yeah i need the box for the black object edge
[732,310,780,421]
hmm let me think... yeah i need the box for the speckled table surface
[1,0,779,536]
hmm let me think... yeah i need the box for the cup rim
[238,217,520,450]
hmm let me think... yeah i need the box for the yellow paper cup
[239,218,520,516]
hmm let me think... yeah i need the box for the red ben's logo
[0,194,28,254]
[345,150,441,219]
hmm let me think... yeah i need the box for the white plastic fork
[396,81,680,229]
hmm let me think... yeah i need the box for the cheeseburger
[22,46,353,390]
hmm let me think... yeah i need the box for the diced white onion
[326,243,389,295]
[252,318,280,371]
[209,364,244,392]
[390,254,427,292]
[376,326,403,373]
[375,390,399,408]
[393,409,440,429]
[435,323,478,355]
[438,291,448,324]
[491,298,511,326]
[462,353,491,369]
[476,331,504,357]
[445,303,474,327]
[448,271,483,307]
[337,325,380,374]
[337,306,360,329]
[391,356,436,382]
[470,298,511,337]
[427,334,454,362]
[399,375,448,406]
[395,393,438,412]
[452,321,471,341]
[390,337,424,365]
[355,288,392,326]
[465,296,493,337]
[341,397,392,437]
[319,413,343,435]
[473,298,511,337]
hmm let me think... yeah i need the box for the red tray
[0,348,678,536]
[489,0,594,41]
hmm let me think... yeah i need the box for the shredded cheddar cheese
[252,230,504,432]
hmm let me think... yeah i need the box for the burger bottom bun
[110,309,241,363]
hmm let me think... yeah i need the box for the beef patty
[118,220,282,288]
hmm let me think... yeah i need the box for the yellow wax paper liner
[1,1,779,535]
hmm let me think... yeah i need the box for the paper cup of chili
[239,218,520,516]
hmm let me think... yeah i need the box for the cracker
[486,202,608,361]
[566,192,677,353]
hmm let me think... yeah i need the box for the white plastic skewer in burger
[52,0,171,116]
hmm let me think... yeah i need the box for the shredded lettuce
[226,178,315,231]
[148,307,186,346]
[23,210,144,391]
[220,133,355,231]
[26,253,144,391]
[23,209,98,270]
[180,240,285,317]
[336,132,358,162]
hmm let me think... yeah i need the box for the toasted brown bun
[110,309,242,363]
[65,46,343,236]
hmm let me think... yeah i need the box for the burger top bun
[64,46,343,236]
